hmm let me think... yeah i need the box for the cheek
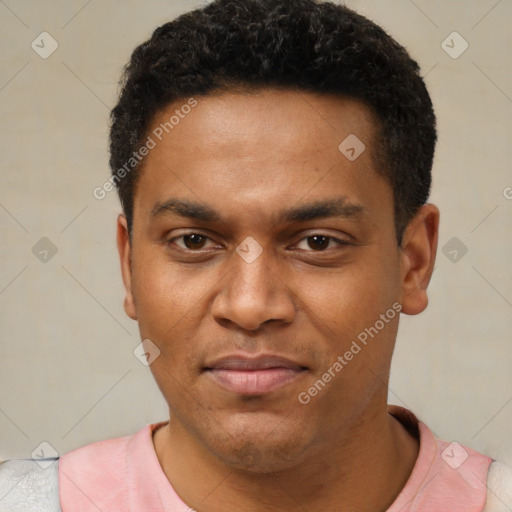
[130,251,224,380]
[296,254,399,329]
[294,257,401,395]
[130,252,192,343]
[131,249,205,319]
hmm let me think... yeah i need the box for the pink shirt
[58,406,492,511]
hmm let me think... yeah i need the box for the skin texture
[117,89,439,511]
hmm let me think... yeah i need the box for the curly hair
[109,0,436,245]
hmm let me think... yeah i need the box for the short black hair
[109,0,436,245]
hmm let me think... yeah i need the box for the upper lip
[204,354,307,371]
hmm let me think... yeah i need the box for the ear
[399,204,440,315]
[117,214,137,320]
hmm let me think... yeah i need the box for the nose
[211,243,295,331]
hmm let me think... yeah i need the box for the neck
[153,404,419,512]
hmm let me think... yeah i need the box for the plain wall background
[0,0,511,465]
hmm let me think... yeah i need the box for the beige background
[0,0,511,465]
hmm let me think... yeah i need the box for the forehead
[133,89,390,227]
[149,88,378,160]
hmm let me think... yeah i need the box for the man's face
[119,89,416,471]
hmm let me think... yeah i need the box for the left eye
[295,234,347,252]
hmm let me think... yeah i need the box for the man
[1,0,511,510]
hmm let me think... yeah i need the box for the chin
[211,438,310,474]
[201,414,313,474]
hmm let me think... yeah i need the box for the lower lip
[205,368,305,395]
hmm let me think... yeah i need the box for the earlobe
[116,214,137,320]
[399,204,440,316]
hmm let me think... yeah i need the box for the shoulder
[59,429,136,493]
[0,458,61,512]
[482,460,512,512]
[0,425,155,512]
[58,423,161,511]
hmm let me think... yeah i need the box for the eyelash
[166,232,351,253]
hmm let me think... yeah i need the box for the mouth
[203,355,308,395]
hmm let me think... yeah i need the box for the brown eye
[169,233,216,251]
[295,234,349,252]
[307,235,330,251]
[182,234,207,249]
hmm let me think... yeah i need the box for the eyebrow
[151,197,367,224]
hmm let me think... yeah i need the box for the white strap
[0,459,61,512]
[482,460,512,512]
